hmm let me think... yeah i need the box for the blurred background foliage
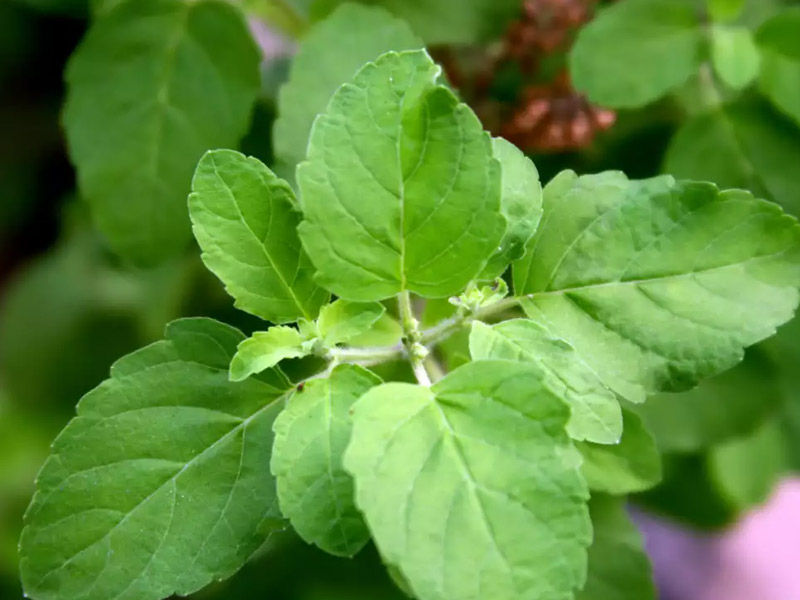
[1,0,800,598]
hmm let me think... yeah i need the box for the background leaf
[756,8,800,127]
[19,318,290,600]
[345,360,591,600]
[576,408,662,494]
[710,25,761,90]
[298,49,505,301]
[63,0,261,265]
[570,0,703,108]
[271,364,379,557]
[514,170,800,403]
[576,495,655,600]
[273,3,422,179]
[190,149,328,323]
[663,99,800,215]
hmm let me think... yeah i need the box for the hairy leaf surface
[190,149,328,323]
[514,170,800,402]
[576,495,655,600]
[64,0,260,265]
[298,50,505,301]
[19,318,291,600]
[570,0,702,108]
[273,3,422,177]
[344,360,591,600]
[271,365,380,557]
[480,138,542,279]
[576,408,662,494]
[469,320,621,444]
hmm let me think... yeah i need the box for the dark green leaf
[64,0,260,265]
[20,319,291,600]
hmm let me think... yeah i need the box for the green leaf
[469,319,622,444]
[190,149,329,323]
[514,170,800,403]
[708,417,787,509]
[344,360,591,600]
[570,0,703,108]
[318,300,386,345]
[309,0,521,45]
[64,0,260,265]
[576,408,662,494]
[480,138,543,280]
[230,326,314,382]
[271,364,380,557]
[711,25,761,89]
[577,495,655,600]
[273,3,422,177]
[345,312,404,347]
[19,318,291,600]
[756,8,800,126]
[636,453,737,529]
[635,348,783,452]
[663,99,800,215]
[298,49,505,301]
[707,0,746,22]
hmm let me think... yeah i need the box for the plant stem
[328,294,527,372]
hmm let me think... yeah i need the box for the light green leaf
[570,0,703,108]
[480,138,542,280]
[344,360,591,600]
[576,408,662,494]
[318,300,386,345]
[273,3,422,177]
[635,349,782,452]
[708,417,787,509]
[271,364,380,557]
[711,25,761,89]
[577,495,655,600]
[190,149,329,323]
[346,312,404,347]
[298,49,505,301]
[469,319,621,444]
[230,326,314,382]
[64,0,260,265]
[514,170,800,403]
[663,99,800,215]
[19,318,291,600]
[756,8,800,126]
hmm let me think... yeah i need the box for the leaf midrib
[208,154,312,320]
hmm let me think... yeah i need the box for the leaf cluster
[14,3,800,600]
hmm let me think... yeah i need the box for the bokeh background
[1,1,799,598]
